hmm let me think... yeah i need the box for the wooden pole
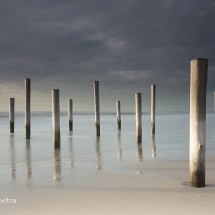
[25,78,31,139]
[52,89,61,149]
[9,98,15,133]
[135,93,142,143]
[190,58,208,188]
[151,84,156,134]
[94,81,100,136]
[116,101,121,129]
[68,99,73,131]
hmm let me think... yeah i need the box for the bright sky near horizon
[0,0,215,111]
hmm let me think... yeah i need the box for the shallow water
[0,111,214,181]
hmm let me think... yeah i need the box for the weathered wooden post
[190,58,208,188]
[25,78,31,139]
[116,101,121,129]
[135,93,142,143]
[52,89,61,149]
[151,84,156,134]
[9,98,15,133]
[94,81,100,136]
[68,99,73,131]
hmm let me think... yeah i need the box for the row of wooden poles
[9,80,156,144]
[94,81,156,139]
[7,58,208,188]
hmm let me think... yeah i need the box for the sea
[0,111,214,181]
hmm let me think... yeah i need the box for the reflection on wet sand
[136,142,143,161]
[95,137,101,170]
[151,134,156,158]
[53,149,61,182]
[68,131,74,168]
[25,140,32,178]
[10,134,16,179]
[117,131,122,159]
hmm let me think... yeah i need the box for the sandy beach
[0,112,215,214]
[1,152,215,214]
[1,0,215,213]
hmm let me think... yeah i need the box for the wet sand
[1,112,215,214]
[1,152,215,215]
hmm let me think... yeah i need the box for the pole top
[191,58,208,62]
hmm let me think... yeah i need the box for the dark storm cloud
[0,0,215,110]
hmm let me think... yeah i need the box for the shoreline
[0,113,214,214]
[1,149,215,214]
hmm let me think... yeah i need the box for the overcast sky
[0,0,215,112]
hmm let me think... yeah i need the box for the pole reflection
[68,131,74,168]
[53,149,61,182]
[95,137,101,170]
[25,139,32,178]
[151,134,156,158]
[10,134,16,179]
[136,142,143,161]
[117,131,122,159]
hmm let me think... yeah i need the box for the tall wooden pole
[151,84,156,134]
[94,81,100,136]
[52,89,61,149]
[68,99,73,131]
[135,93,142,143]
[25,78,31,139]
[190,58,208,188]
[9,98,15,133]
[116,101,121,129]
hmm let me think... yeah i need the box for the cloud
[0,82,22,93]
[0,0,214,111]
[110,70,150,81]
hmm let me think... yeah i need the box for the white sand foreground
[1,155,215,215]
